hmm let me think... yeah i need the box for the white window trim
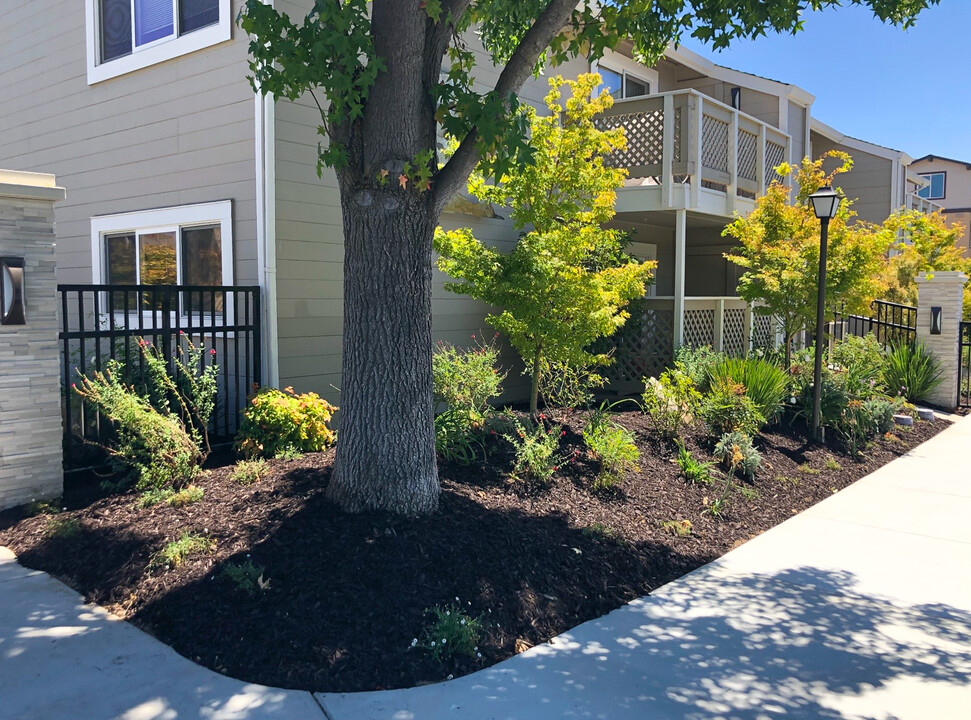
[917,172,946,200]
[590,51,658,101]
[84,0,232,85]
[91,200,233,285]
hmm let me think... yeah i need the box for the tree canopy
[724,152,891,360]
[434,75,655,415]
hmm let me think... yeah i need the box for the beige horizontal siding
[813,132,892,225]
[0,0,260,286]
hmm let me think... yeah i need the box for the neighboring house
[0,0,941,411]
[909,155,971,256]
[809,119,939,226]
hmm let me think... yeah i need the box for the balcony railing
[595,90,791,214]
[904,192,944,215]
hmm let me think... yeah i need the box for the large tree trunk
[327,192,439,515]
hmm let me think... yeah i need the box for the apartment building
[0,0,939,407]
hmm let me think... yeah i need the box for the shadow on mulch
[0,413,950,693]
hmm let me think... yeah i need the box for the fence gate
[960,321,971,409]
[58,284,261,471]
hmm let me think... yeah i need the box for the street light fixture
[807,185,842,441]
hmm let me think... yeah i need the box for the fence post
[916,271,967,409]
[713,298,725,352]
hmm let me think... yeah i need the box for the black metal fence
[59,284,261,470]
[960,321,971,409]
[834,299,917,349]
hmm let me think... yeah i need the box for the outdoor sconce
[930,306,942,335]
[0,257,25,326]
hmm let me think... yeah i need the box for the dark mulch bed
[0,412,948,693]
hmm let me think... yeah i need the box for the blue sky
[678,2,968,161]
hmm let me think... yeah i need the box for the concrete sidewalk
[3,417,971,720]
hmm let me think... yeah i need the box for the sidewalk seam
[312,692,335,720]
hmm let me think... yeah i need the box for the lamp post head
[808,185,842,220]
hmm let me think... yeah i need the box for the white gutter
[254,67,280,388]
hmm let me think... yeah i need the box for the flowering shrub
[417,601,484,663]
[831,334,886,398]
[582,411,640,490]
[433,339,505,417]
[641,369,701,438]
[707,356,789,424]
[674,345,724,390]
[503,418,563,484]
[835,396,897,455]
[701,378,765,437]
[538,359,607,415]
[235,387,336,459]
[74,337,216,491]
[714,431,762,481]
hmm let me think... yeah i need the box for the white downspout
[255,87,280,388]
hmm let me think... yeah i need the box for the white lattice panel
[596,110,664,172]
[723,308,746,356]
[684,309,715,349]
[701,115,729,172]
[602,302,675,384]
[765,141,786,180]
[737,130,758,182]
[752,314,776,350]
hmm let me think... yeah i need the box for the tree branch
[432,0,577,214]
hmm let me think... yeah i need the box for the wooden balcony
[596,90,791,217]
[904,192,944,215]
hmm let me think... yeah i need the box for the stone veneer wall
[915,271,967,410]
[0,171,66,510]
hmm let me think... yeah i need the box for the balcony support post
[662,93,675,209]
[726,112,738,215]
[673,209,687,349]
[756,124,766,197]
[713,297,725,352]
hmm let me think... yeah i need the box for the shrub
[583,412,640,489]
[503,418,563,484]
[660,519,693,537]
[221,560,270,595]
[150,532,215,570]
[232,459,268,485]
[74,361,202,491]
[714,431,762,481]
[538,359,606,413]
[674,345,724,390]
[831,334,886,398]
[435,409,485,465]
[641,370,701,438]
[137,485,202,508]
[236,386,337,459]
[708,356,789,424]
[882,340,943,403]
[790,372,851,432]
[864,396,897,435]
[835,395,898,455]
[433,340,504,417]
[44,516,80,539]
[675,441,716,485]
[701,378,765,436]
[417,602,484,663]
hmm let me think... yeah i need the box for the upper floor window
[85,0,231,84]
[917,172,946,200]
[597,65,651,100]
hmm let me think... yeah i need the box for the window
[917,172,946,200]
[85,0,231,84]
[596,64,651,100]
[91,201,233,314]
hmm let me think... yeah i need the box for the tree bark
[327,190,439,515]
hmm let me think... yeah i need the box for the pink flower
[210,349,217,355]
[561,431,566,436]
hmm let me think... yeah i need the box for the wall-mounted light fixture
[930,306,942,335]
[0,257,25,325]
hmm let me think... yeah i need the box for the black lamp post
[807,185,842,441]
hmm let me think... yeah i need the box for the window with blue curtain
[134,0,174,47]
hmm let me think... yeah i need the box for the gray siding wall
[0,0,259,286]
[812,132,892,225]
[273,4,588,402]
[787,102,808,167]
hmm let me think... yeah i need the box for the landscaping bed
[0,412,947,693]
